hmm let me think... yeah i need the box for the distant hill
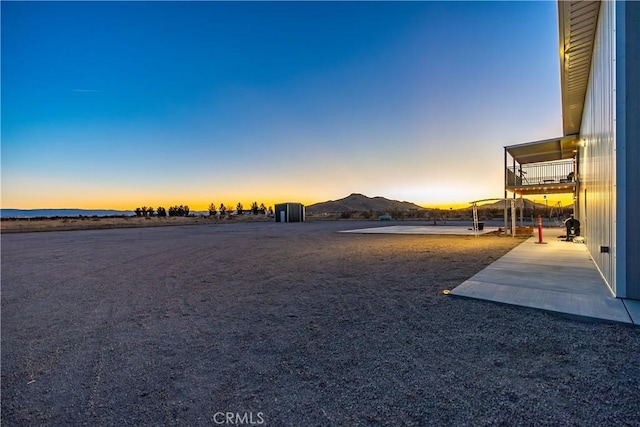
[472,199,555,210]
[306,193,425,214]
[1,209,135,218]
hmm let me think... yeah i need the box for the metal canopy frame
[469,198,516,238]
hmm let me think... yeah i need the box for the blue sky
[1,1,562,210]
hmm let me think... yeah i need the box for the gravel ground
[2,221,639,426]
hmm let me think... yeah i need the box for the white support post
[472,203,479,237]
[511,199,516,237]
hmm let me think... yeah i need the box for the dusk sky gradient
[2,1,563,210]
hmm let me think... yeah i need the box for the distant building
[235,209,266,215]
[505,1,639,300]
[275,203,305,223]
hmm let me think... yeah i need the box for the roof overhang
[558,1,600,136]
[506,135,579,164]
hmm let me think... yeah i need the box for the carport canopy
[506,135,579,165]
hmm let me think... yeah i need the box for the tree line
[134,205,190,217]
[133,202,271,218]
[208,202,269,216]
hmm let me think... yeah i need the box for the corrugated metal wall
[579,0,617,295]
[619,1,640,299]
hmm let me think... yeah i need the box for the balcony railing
[506,160,575,187]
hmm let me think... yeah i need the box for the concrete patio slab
[451,229,635,324]
[623,299,640,324]
[340,225,499,236]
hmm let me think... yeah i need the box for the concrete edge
[622,299,640,325]
[450,292,636,326]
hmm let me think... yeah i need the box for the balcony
[505,136,578,196]
[506,160,576,194]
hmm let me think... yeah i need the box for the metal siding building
[274,203,305,223]
[577,0,617,295]
[506,1,638,300]
[615,1,640,299]
[621,1,640,299]
[571,1,639,299]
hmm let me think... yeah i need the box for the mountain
[1,209,135,218]
[306,193,425,214]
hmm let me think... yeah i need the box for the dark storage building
[275,203,305,223]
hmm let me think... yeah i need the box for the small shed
[275,203,305,223]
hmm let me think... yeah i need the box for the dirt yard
[0,214,270,233]
[2,221,638,425]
